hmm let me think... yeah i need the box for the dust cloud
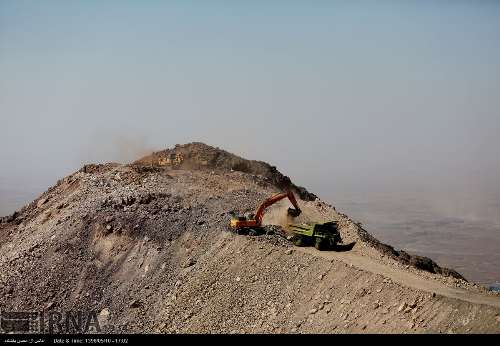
[261,199,314,231]
[79,133,155,165]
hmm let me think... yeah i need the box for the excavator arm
[230,191,301,230]
[254,191,301,225]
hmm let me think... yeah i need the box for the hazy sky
[1,1,500,214]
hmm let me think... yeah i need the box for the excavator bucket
[287,207,301,218]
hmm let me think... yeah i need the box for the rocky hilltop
[134,142,317,201]
[1,142,499,333]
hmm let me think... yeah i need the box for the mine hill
[1,142,499,333]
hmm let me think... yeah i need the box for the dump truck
[288,221,342,250]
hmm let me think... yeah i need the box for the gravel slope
[0,143,499,334]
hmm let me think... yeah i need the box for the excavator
[229,191,301,234]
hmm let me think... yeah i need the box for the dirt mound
[0,143,499,334]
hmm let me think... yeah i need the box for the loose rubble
[0,142,498,334]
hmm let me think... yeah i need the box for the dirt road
[298,247,500,308]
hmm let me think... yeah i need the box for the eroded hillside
[0,143,499,333]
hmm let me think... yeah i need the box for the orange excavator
[229,191,301,234]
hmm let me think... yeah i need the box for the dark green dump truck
[288,221,342,250]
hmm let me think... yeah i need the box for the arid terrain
[1,142,499,333]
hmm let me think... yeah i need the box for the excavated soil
[0,142,499,334]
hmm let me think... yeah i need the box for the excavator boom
[254,191,301,224]
[230,191,301,230]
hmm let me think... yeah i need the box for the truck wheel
[292,235,305,247]
[314,238,325,250]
